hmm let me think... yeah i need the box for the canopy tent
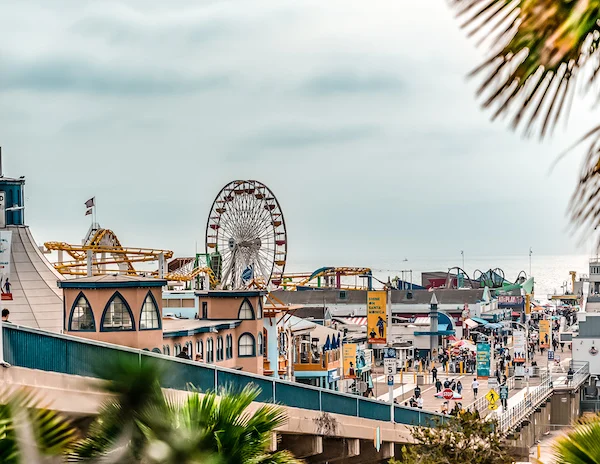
[463,318,479,328]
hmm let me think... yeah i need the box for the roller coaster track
[282,267,372,290]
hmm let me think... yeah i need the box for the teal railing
[2,324,445,427]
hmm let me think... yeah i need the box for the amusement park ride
[44,179,529,293]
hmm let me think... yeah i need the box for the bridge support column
[279,434,323,459]
[344,440,394,463]
[307,438,359,463]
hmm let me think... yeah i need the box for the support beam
[344,440,394,464]
[308,438,360,463]
[279,434,323,459]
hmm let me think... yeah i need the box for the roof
[282,315,341,345]
[289,306,327,319]
[195,290,267,298]
[162,318,242,337]
[3,226,64,332]
[59,274,167,289]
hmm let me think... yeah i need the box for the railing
[464,376,516,415]
[497,371,553,433]
[1,324,445,427]
[551,360,589,390]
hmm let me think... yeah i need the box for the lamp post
[461,250,465,270]
[529,247,533,277]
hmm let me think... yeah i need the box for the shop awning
[414,317,431,325]
[511,311,521,317]
[470,317,488,325]
[464,318,479,328]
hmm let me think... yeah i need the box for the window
[140,293,161,330]
[69,294,95,331]
[152,348,161,354]
[238,333,255,357]
[238,299,254,320]
[164,345,170,356]
[202,302,208,319]
[196,340,204,360]
[207,338,214,363]
[101,293,134,331]
[339,290,347,300]
[258,298,263,318]
[226,335,232,359]
[258,332,263,356]
[262,328,268,357]
[174,344,181,356]
[217,336,223,361]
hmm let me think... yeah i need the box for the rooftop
[58,274,167,289]
[162,317,242,337]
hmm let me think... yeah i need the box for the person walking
[431,365,438,383]
[435,378,442,393]
[457,380,463,395]
[472,378,479,398]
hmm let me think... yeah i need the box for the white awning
[413,317,431,325]
[463,318,479,328]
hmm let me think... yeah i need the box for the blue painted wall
[0,180,24,225]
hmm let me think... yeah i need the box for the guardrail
[464,375,516,415]
[551,360,589,390]
[497,371,553,433]
[1,324,446,427]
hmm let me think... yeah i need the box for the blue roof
[470,317,488,325]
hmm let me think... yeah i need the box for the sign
[548,350,554,361]
[515,365,525,377]
[387,375,394,386]
[539,320,551,349]
[513,330,526,363]
[383,347,396,359]
[442,388,454,400]
[488,402,498,410]
[342,343,357,379]
[498,295,524,306]
[384,358,396,376]
[0,192,5,228]
[367,291,387,344]
[0,231,12,300]
[487,378,498,389]
[485,389,499,404]
[500,385,509,400]
[476,343,491,378]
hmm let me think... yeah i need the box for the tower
[0,147,25,227]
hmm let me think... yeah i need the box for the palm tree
[0,388,76,463]
[71,355,302,464]
[449,0,600,239]
[553,416,600,463]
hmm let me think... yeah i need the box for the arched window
[101,293,134,331]
[69,293,95,331]
[207,338,214,363]
[258,332,263,356]
[258,297,263,319]
[186,341,193,357]
[238,333,255,357]
[226,335,232,359]
[238,298,255,320]
[164,345,170,356]
[196,340,204,360]
[217,336,223,361]
[140,293,161,330]
[152,348,161,354]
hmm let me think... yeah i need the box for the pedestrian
[567,367,574,386]
[560,342,565,352]
[472,377,479,398]
[176,346,190,360]
[194,354,202,362]
[443,378,450,389]
[1,308,9,322]
[441,401,449,414]
[431,365,438,382]
[417,396,423,409]
[457,380,463,395]
[435,378,442,393]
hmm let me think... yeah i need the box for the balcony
[293,348,340,372]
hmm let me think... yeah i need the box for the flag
[85,208,92,216]
[85,197,95,208]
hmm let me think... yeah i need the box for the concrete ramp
[3,226,63,332]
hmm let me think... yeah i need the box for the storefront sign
[498,295,524,304]
[343,343,357,379]
[367,291,387,344]
[539,320,551,349]
[476,343,491,378]
[513,330,526,363]
[0,230,12,300]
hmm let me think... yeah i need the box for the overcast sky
[0,0,596,271]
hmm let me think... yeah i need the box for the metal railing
[1,323,445,427]
[497,371,553,433]
[464,375,516,415]
[551,360,589,390]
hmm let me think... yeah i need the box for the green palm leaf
[554,416,600,463]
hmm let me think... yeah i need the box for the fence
[464,375,516,415]
[2,324,445,427]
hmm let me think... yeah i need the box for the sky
[0,0,597,273]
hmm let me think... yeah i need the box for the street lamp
[461,250,465,270]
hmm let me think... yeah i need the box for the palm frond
[450,0,600,138]
[553,416,600,463]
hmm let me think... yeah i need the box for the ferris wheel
[205,180,287,289]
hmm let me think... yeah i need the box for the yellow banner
[367,291,387,344]
[539,319,551,349]
[343,343,357,379]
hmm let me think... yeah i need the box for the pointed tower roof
[430,292,438,306]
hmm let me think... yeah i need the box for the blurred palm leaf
[554,416,600,463]
[451,0,600,137]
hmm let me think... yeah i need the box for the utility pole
[387,284,393,405]
[461,250,465,270]
[529,247,533,276]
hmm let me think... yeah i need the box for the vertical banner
[367,291,387,344]
[513,330,526,363]
[0,230,12,300]
[476,343,491,378]
[343,343,357,379]
[539,320,551,348]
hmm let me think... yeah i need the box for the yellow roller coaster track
[282,267,372,290]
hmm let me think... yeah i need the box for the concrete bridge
[0,324,446,463]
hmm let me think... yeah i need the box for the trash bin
[417,374,425,386]
[514,377,524,389]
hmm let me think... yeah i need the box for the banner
[539,320,551,349]
[476,343,491,378]
[0,231,12,300]
[343,343,357,379]
[513,330,526,363]
[367,291,387,344]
